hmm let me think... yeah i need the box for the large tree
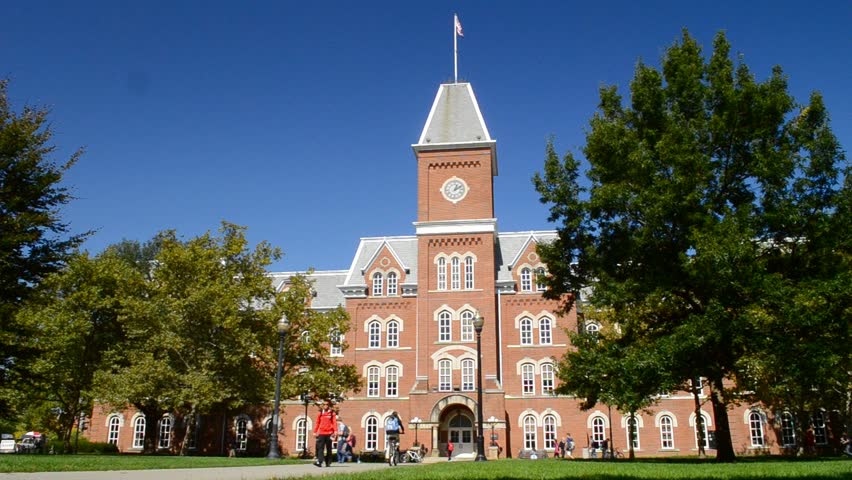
[0,79,90,424]
[534,30,848,461]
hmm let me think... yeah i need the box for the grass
[0,455,849,479]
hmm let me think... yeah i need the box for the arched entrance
[428,395,479,458]
[446,409,475,455]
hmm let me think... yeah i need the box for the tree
[535,30,848,461]
[16,252,140,451]
[0,79,90,423]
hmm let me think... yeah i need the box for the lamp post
[266,314,290,460]
[411,417,422,445]
[487,416,499,446]
[300,392,310,458]
[473,312,487,462]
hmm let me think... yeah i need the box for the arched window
[521,363,535,395]
[461,358,475,391]
[626,415,640,450]
[372,272,383,296]
[460,310,475,342]
[107,416,120,445]
[437,257,447,290]
[523,415,537,450]
[695,413,710,449]
[296,418,308,452]
[438,359,452,392]
[386,320,399,348]
[780,412,796,447]
[387,272,398,296]
[464,256,475,289]
[659,415,674,449]
[386,365,399,397]
[543,415,557,450]
[367,366,380,397]
[535,267,547,291]
[749,411,765,447]
[592,416,605,445]
[185,414,199,450]
[451,257,461,290]
[133,416,146,449]
[585,322,600,335]
[438,310,452,342]
[366,416,378,451]
[329,329,342,356]
[520,318,533,345]
[158,416,172,449]
[813,411,827,444]
[541,363,554,394]
[520,268,532,292]
[539,317,552,345]
[236,418,249,451]
[368,321,381,348]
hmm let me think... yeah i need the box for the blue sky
[3,1,849,272]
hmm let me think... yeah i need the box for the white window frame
[387,271,398,296]
[780,412,796,447]
[386,365,399,398]
[158,416,172,449]
[660,415,674,450]
[535,267,547,291]
[438,310,452,342]
[107,416,120,445]
[541,363,554,394]
[438,359,452,392]
[523,415,537,450]
[460,310,475,342]
[520,267,532,292]
[749,411,765,447]
[522,363,535,395]
[366,416,378,450]
[329,330,342,356]
[236,418,248,451]
[464,256,474,289]
[592,416,605,445]
[437,257,447,290]
[461,358,475,392]
[451,257,461,290]
[813,411,827,445]
[372,272,383,296]
[367,366,380,397]
[368,321,381,348]
[386,320,399,348]
[296,418,308,452]
[543,415,557,450]
[539,317,552,345]
[133,416,146,449]
[695,413,710,449]
[520,318,533,345]
[626,415,640,450]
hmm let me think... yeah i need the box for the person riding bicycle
[385,412,405,456]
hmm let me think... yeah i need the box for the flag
[455,15,464,37]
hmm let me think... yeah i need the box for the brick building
[88,82,803,458]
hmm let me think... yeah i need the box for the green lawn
[0,455,849,479]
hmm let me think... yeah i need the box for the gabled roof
[358,239,411,276]
[342,236,418,287]
[413,82,498,176]
[495,231,557,283]
[269,270,348,310]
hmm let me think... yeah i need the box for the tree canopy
[535,30,849,461]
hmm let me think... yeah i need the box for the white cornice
[413,218,497,236]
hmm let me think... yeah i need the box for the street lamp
[473,312,487,462]
[267,314,290,459]
[300,392,311,458]
[411,417,422,445]
[487,416,499,446]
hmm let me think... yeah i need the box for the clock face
[442,178,468,202]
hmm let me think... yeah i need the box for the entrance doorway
[447,411,474,455]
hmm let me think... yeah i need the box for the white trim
[416,85,445,145]
[414,218,497,236]
[654,411,678,428]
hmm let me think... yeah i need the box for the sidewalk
[1,461,398,480]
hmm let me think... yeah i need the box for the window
[329,330,342,356]
[749,411,765,447]
[695,414,709,449]
[523,415,537,450]
[813,411,827,445]
[372,272,383,296]
[368,321,381,348]
[461,358,475,392]
[541,363,554,394]
[158,416,172,449]
[592,416,605,445]
[439,310,452,342]
[460,310,474,342]
[367,366,380,397]
[437,258,447,290]
[627,416,640,450]
[366,416,378,450]
[522,363,535,395]
[296,418,308,452]
[660,415,674,449]
[464,256,474,289]
[386,366,399,397]
[520,318,533,345]
[780,412,796,447]
[543,415,557,450]
[386,320,399,348]
[387,272,398,296]
[107,416,120,445]
[520,268,532,292]
[236,418,248,451]
[133,416,145,449]
[535,267,547,291]
[539,317,552,345]
[439,359,452,392]
[585,322,600,335]
[451,257,461,290]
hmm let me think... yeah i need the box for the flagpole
[453,14,458,83]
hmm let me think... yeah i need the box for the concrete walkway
[1,461,414,480]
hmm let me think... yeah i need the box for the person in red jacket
[313,400,337,467]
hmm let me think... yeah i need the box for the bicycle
[387,437,400,466]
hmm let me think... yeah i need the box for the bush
[358,450,386,463]
[47,437,118,454]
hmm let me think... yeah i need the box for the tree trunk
[709,379,735,462]
[179,405,195,456]
[628,412,636,460]
[693,388,706,458]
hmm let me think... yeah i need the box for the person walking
[313,400,337,467]
[336,416,350,463]
[447,440,454,461]
[565,433,575,459]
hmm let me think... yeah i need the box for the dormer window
[372,272,383,297]
[520,268,532,292]
[535,267,547,291]
[387,272,398,296]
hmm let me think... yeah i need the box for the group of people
[312,401,357,467]
[556,433,576,458]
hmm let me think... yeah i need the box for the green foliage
[534,30,848,462]
[0,79,90,423]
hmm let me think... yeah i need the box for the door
[448,414,474,454]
